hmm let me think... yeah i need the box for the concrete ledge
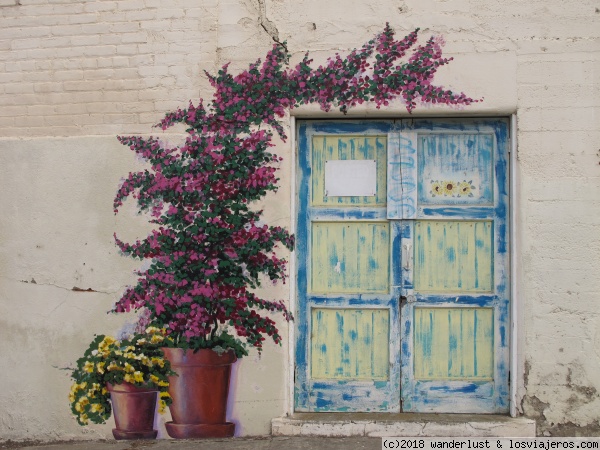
[272,413,536,437]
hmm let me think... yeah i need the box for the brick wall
[0,0,219,136]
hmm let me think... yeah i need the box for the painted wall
[0,0,598,440]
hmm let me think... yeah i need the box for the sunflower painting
[430,180,476,197]
[431,181,444,196]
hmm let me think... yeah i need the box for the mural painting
[68,24,480,437]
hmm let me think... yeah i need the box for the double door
[294,119,510,413]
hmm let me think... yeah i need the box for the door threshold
[272,413,536,437]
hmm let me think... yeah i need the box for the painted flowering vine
[113,24,478,357]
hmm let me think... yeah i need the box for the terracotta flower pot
[162,348,237,438]
[106,382,158,440]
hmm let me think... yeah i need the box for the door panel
[295,121,401,412]
[395,120,510,413]
[418,134,494,206]
[311,135,387,207]
[413,307,494,380]
[414,220,494,293]
[311,308,390,380]
[311,222,390,294]
[296,119,510,414]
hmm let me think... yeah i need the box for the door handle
[402,243,412,271]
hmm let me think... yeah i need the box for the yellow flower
[83,361,94,373]
[124,363,134,373]
[80,413,89,424]
[102,336,116,346]
[90,403,103,413]
[150,334,164,344]
[140,355,150,366]
[97,362,105,374]
[133,371,144,383]
[145,326,161,335]
[124,374,134,383]
[150,375,160,385]
[151,357,165,368]
[158,380,169,387]
[458,181,473,196]
[158,400,167,413]
[107,361,120,371]
[443,181,457,196]
[137,338,147,345]
[68,392,76,403]
[98,336,116,354]
[159,391,171,399]
[431,181,443,196]
[75,397,89,412]
[101,388,108,395]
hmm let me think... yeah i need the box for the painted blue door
[295,119,510,413]
[295,121,402,412]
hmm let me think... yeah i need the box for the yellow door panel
[311,222,390,294]
[311,135,387,207]
[414,221,493,293]
[311,308,390,380]
[414,307,494,380]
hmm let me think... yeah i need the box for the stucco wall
[0,0,599,440]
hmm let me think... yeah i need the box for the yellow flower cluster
[70,331,173,426]
[158,391,172,413]
[123,371,145,384]
[431,180,475,197]
[97,336,117,357]
[69,382,87,403]
[145,326,163,335]
[69,380,109,425]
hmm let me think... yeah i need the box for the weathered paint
[296,121,401,413]
[297,119,509,414]
[272,415,537,437]
[311,222,389,294]
[414,307,494,380]
[311,135,387,207]
[387,132,417,219]
[400,119,510,414]
[414,220,494,293]
[418,134,494,206]
[311,308,390,380]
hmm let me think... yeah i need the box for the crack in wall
[255,0,287,51]
[14,277,119,295]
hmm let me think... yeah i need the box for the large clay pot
[162,348,237,438]
[106,382,158,440]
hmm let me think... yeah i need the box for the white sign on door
[324,159,377,197]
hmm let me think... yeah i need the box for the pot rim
[106,381,159,393]
[161,347,237,366]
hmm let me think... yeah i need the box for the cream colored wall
[0,0,598,440]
